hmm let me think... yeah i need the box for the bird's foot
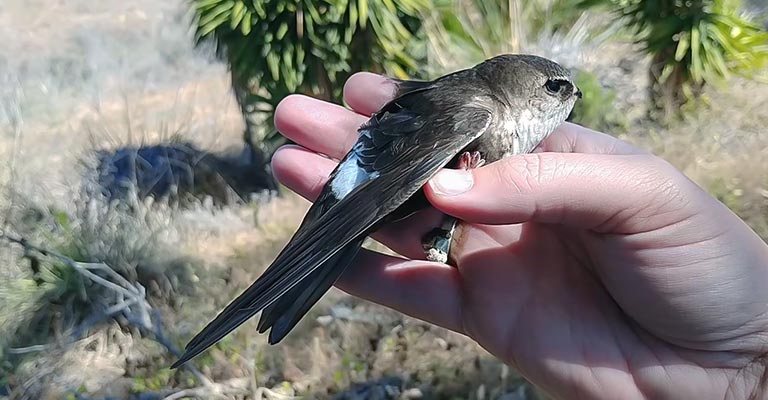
[422,152,485,264]
[458,151,486,170]
[422,227,452,264]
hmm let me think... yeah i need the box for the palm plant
[190,0,429,156]
[579,0,768,118]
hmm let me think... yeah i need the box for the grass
[0,0,766,399]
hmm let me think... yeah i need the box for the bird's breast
[476,108,550,161]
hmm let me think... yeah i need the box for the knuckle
[493,158,528,194]
[521,154,545,190]
[644,157,691,208]
[622,155,691,216]
[493,153,561,195]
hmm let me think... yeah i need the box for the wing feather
[172,88,495,368]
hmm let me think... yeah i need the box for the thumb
[424,152,693,233]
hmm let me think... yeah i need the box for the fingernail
[429,169,474,196]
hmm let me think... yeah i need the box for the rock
[333,376,404,400]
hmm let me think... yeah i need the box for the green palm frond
[190,0,429,152]
[580,0,768,115]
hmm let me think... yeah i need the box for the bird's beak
[574,86,582,99]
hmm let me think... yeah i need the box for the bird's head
[476,54,580,125]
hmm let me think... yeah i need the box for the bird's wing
[253,79,441,341]
[172,91,494,368]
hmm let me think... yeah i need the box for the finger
[274,95,366,159]
[425,152,694,234]
[343,72,397,116]
[271,145,438,259]
[337,249,464,334]
[537,122,645,155]
[372,207,445,259]
[271,145,333,199]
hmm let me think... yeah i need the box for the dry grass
[0,0,766,399]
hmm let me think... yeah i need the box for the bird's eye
[544,79,563,94]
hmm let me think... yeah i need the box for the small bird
[172,54,581,368]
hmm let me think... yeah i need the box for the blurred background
[0,0,766,398]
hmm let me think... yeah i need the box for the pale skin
[271,72,768,399]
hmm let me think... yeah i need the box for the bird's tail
[256,237,366,344]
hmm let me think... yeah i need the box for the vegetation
[191,0,430,154]
[424,0,588,72]
[190,0,594,152]
[568,69,626,132]
[1,0,767,398]
[579,0,768,118]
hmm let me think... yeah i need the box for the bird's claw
[426,248,449,264]
[458,151,486,170]
[422,227,453,264]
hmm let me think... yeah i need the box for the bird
[171,54,581,368]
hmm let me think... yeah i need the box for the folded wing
[172,84,495,368]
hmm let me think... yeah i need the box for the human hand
[272,72,768,399]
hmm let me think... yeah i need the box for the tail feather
[259,238,364,344]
